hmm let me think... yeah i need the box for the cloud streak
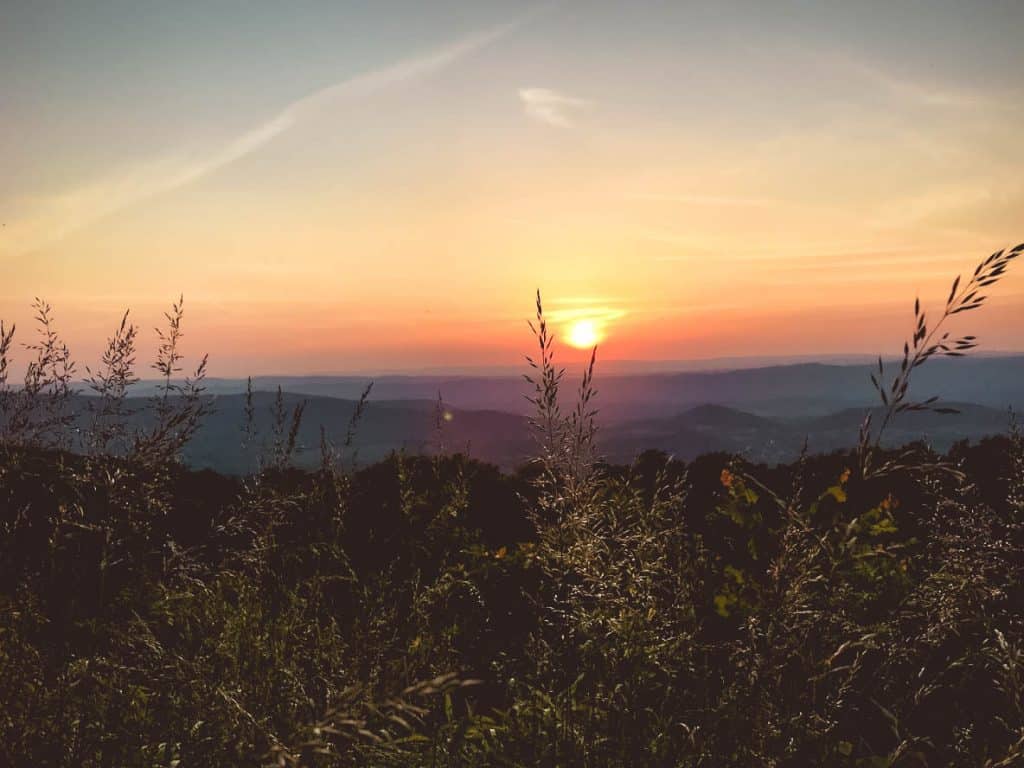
[519,87,590,127]
[822,51,1009,110]
[2,22,517,256]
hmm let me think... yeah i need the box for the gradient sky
[2,0,1023,375]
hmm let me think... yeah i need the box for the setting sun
[566,319,603,349]
[3,5,1024,762]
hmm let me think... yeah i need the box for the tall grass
[0,243,1022,766]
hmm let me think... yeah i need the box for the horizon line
[107,349,1024,382]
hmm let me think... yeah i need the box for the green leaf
[713,594,732,617]
[826,485,848,503]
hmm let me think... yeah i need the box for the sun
[565,318,603,349]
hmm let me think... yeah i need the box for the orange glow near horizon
[2,4,1023,375]
[565,318,604,349]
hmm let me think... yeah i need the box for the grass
[0,243,1022,766]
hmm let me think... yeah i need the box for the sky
[1,0,1023,376]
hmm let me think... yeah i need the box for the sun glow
[566,318,603,349]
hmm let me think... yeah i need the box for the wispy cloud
[519,87,590,127]
[1,22,517,256]
[642,230,954,262]
[822,51,1009,110]
[545,306,626,323]
[630,193,781,207]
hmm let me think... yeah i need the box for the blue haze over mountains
[123,356,1024,472]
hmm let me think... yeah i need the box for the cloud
[630,193,781,207]
[821,51,1009,111]
[1,22,517,256]
[519,87,590,127]
[868,176,1024,232]
[544,305,626,324]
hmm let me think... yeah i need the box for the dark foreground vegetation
[2,244,1023,766]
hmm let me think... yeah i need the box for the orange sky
[2,2,1022,376]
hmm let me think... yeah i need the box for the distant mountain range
[600,401,1014,465]
[132,355,1024,420]
[178,392,532,474]
[93,356,1023,472]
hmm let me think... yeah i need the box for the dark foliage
[2,245,1023,766]
[2,440,1023,766]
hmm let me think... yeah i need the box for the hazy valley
[110,355,1024,472]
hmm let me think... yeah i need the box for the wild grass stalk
[859,242,1022,478]
[133,296,210,466]
[85,310,140,456]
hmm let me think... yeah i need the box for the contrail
[1,20,519,257]
[169,21,518,190]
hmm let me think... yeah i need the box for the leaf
[825,485,847,503]
[724,564,745,584]
[869,517,898,536]
[947,275,960,305]
[713,594,731,618]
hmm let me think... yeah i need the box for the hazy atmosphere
[3,1,1023,373]
[4,3,1024,766]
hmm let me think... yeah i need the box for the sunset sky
[2,1,1023,375]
